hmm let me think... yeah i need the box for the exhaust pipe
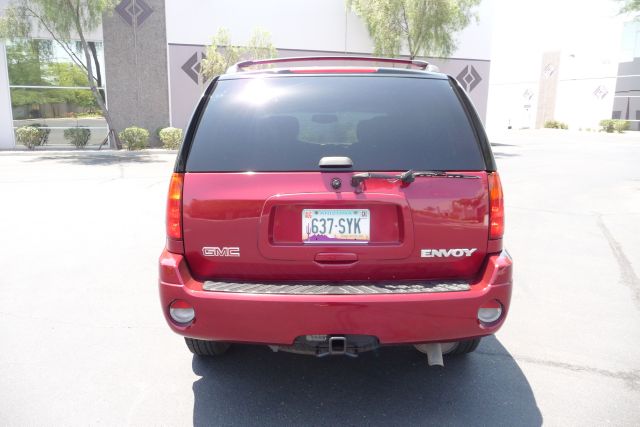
[414,343,444,366]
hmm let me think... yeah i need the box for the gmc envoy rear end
[159,57,512,365]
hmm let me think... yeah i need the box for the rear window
[186,76,485,172]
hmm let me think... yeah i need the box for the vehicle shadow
[191,336,542,426]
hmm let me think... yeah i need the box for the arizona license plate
[302,209,370,243]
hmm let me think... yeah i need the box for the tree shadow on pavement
[24,153,169,166]
[191,336,541,426]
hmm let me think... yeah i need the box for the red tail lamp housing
[166,173,184,252]
[488,172,504,240]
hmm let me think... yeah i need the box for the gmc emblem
[202,247,240,257]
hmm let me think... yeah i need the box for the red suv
[159,56,512,365]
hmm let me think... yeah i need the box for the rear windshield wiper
[351,169,479,187]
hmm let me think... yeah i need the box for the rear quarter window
[186,76,485,172]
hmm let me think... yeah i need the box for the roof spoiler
[226,56,430,73]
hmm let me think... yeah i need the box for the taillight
[488,172,504,239]
[166,173,184,241]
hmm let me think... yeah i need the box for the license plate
[302,209,370,243]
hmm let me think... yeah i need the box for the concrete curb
[0,149,178,156]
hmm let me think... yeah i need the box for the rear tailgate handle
[314,252,358,265]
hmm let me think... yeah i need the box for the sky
[489,0,630,84]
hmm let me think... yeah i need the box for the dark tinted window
[186,76,484,172]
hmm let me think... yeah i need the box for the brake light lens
[290,67,378,73]
[488,172,504,239]
[166,173,184,240]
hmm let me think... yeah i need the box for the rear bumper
[158,250,513,345]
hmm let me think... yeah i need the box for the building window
[7,39,108,147]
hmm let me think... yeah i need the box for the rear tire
[448,338,481,355]
[185,338,231,356]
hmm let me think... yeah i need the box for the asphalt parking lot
[1,129,639,425]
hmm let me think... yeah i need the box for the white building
[163,0,493,132]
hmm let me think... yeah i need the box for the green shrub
[31,123,51,145]
[64,127,91,148]
[599,119,615,133]
[15,126,43,150]
[599,119,628,133]
[159,127,183,149]
[119,126,150,150]
[614,120,630,133]
[544,120,568,129]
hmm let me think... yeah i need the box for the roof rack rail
[227,56,430,73]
